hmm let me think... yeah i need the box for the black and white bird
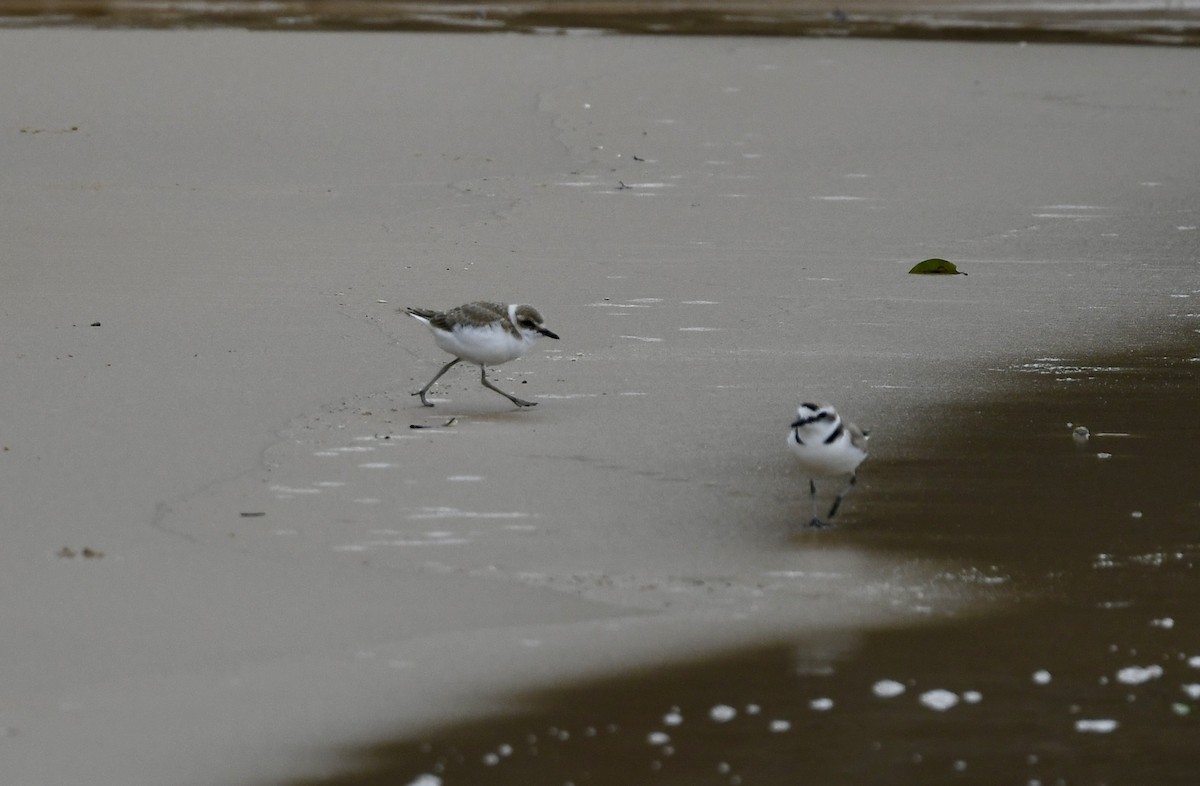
[405,301,559,408]
[786,401,869,528]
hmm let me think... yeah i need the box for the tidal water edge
[290,341,1199,784]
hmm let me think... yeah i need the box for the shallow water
[290,340,1199,785]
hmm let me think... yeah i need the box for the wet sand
[2,26,1198,786]
[293,343,1200,785]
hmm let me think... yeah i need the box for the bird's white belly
[433,323,531,365]
[787,436,866,477]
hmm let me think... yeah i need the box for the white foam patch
[269,485,321,495]
[681,300,719,305]
[407,507,531,520]
[647,731,670,745]
[335,536,470,550]
[812,195,868,201]
[336,446,376,453]
[763,570,848,580]
[679,327,720,332]
[353,497,381,504]
[1116,665,1163,685]
[405,775,442,786]
[1182,684,1200,699]
[663,710,683,726]
[536,393,600,399]
[769,719,791,733]
[919,690,959,711]
[586,302,654,308]
[358,462,395,469]
[809,698,834,711]
[1075,719,1118,733]
[1033,670,1053,685]
[873,679,906,698]
[620,335,664,342]
[709,705,737,722]
[446,475,484,482]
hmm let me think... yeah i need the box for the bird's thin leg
[479,365,537,408]
[413,358,461,406]
[807,478,827,529]
[826,474,858,521]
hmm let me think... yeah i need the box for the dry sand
[1,28,1197,785]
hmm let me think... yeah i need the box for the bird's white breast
[787,428,866,477]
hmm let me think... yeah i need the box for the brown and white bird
[786,401,869,528]
[405,301,559,408]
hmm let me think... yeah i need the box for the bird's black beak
[538,327,560,340]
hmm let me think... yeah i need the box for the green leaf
[908,258,966,275]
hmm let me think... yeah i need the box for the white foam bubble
[1075,719,1118,733]
[873,679,906,698]
[919,690,959,711]
[405,772,444,786]
[1116,665,1163,685]
[406,776,441,786]
[709,704,737,722]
